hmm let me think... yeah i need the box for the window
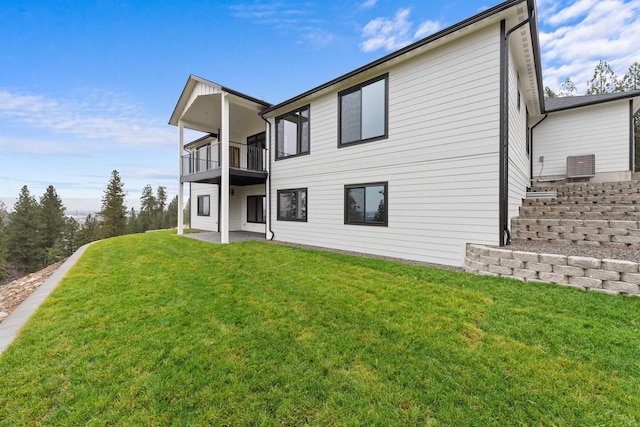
[276,105,310,159]
[197,195,210,216]
[339,74,388,146]
[344,182,387,226]
[277,188,307,221]
[247,195,266,224]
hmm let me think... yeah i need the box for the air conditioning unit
[566,154,595,179]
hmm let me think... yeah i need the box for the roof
[169,75,271,126]
[260,0,541,116]
[544,91,640,112]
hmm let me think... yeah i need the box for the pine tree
[620,62,640,91]
[126,207,140,234]
[39,185,66,249]
[139,184,156,232]
[544,87,557,98]
[558,78,577,97]
[165,195,179,229]
[586,60,619,95]
[74,214,101,248]
[0,202,8,280]
[6,186,45,272]
[156,186,167,229]
[99,170,127,238]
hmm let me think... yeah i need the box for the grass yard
[0,231,639,426]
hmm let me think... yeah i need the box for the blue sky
[1,0,639,212]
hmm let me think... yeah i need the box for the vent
[566,154,595,179]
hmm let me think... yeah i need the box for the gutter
[261,116,275,240]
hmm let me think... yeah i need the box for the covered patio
[182,230,266,244]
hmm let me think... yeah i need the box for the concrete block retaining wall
[511,219,640,248]
[464,244,640,296]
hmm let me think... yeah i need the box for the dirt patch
[0,261,64,323]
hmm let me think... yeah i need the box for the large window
[247,195,266,224]
[277,188,307,221]
[276,105,310,159]
[344,182,387,226]
[339,74,388,146]
[197,195,210,217]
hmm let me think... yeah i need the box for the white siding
[268,25,503,267]
[190,183,218,231]
[532,101,631,178]
[507,53,530,224]
[230,184,266,233]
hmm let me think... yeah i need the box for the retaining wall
[464,244,640,296]
[511,219,640,247]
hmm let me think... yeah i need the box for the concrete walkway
[0,242,93,356]
[182,230,266,243]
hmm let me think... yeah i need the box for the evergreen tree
[139,184,156,232]
[156,186,167,229]
[558,77,577,97]
[39,185,66,249]
[74,214,101,248]
[183,197,190,228]
[126,207,139,234]
[6,186,45,272]
[0,202,8,280]
[165,195,179,229]
[99,170,127,238]
[586,60,619,95]
[620,62,640,91]
[544,87,557,98]
[60,217,79,256]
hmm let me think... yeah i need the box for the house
[169,0,640,267]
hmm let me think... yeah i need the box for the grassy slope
[0,231,638,426]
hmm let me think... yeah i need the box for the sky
[1,0,639,213]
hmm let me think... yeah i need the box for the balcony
[181,141,267,186]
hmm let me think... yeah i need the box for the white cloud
[0,89,175,154]
[360,8,443,52]
[359,0,377,9]
[414,20,443,39]
[539,0,640,93]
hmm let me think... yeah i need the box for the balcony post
[220,93,230,244]
[177,120,184,235]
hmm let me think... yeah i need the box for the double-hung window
[247,195,266,224]
[276,105,310,159]
[277,188,307,221]
[339,74,388,146]
[344,182,387,226]
[197,195,210,217]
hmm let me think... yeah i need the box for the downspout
[261,116,275,240]
[630,100,635,173]
[499,12,533,246]
[529,114,548,181]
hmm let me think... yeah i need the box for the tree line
[544,60,640,98]
[0,170,183,282]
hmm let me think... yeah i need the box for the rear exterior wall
[532,101,631,179]
[268,25,503,267]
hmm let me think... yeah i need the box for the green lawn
[0,231,639,426]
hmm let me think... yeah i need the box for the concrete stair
[512,177,640,247]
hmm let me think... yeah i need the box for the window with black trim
[276,105,310,159]
[247,195,266,224]
[197,195,210,217]
[344,182,387,226]
[277,188,307,221]
[339,74,388,146]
